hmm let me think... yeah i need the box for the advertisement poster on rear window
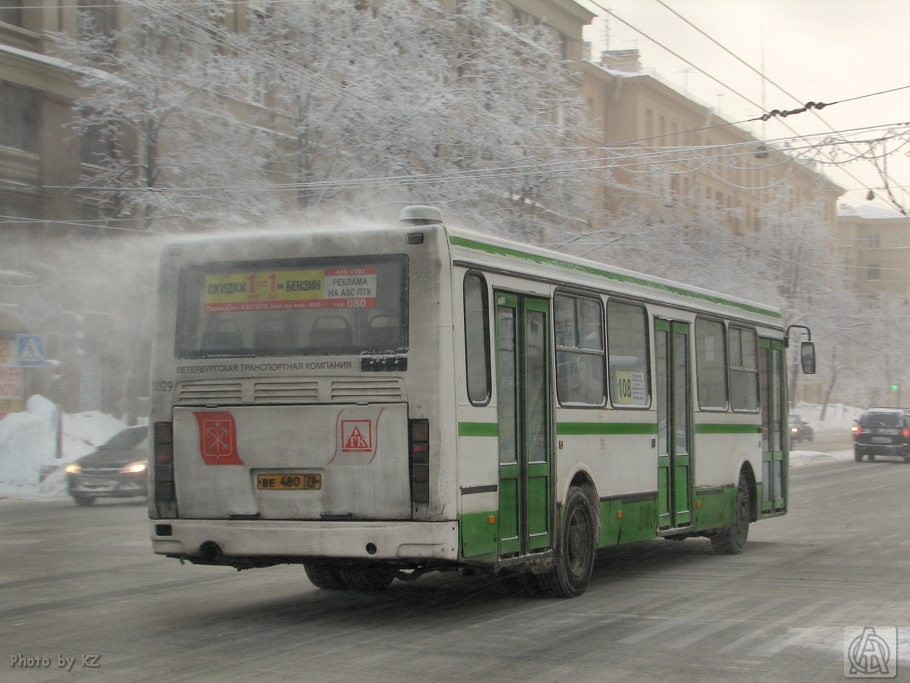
[204,268,378,313]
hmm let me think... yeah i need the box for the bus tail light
[154,422,176,505]
[409,419,430,504]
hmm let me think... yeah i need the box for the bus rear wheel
[539,486,596,598]
[711,475,751,555]
[303,560,347,590]
[339,565,396,591]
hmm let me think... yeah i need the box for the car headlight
[120,461,147,474]
[64,463,82,474]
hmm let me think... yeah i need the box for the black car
[853,408,910,462]
[64,425,150,505]
[788,414,813,444]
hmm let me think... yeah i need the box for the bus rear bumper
[150,519,460,563]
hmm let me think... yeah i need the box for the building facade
[582,49,843,233]
[837,204,910,301]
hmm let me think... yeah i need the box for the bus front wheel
[539,486,597,598]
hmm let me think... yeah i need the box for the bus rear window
[174,256,408,358]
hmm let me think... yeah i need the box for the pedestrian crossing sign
[17,334,46,367]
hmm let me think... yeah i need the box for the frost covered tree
[56,0,279,230]
[230,0,593,237]
[563,187,773,300]
[56,0,593,237]
[852,294,910,405]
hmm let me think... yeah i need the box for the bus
[148,206,815,597]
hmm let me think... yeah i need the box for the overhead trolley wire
[647,0,909,212]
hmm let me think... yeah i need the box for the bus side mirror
[800,341,816,375]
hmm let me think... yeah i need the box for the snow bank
[790,401,864,435]
[786,402,860,468]
[0,395,129,499]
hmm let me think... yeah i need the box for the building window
[0,0,22,27]
[0,200,38,273]
[867,264,881,281]
[78,0,116,41]
[0,82,39,153]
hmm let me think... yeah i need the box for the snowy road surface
[2,451,908,683]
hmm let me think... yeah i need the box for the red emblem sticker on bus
[194,412,244,465]
[341,420,372,453]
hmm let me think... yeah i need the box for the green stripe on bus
[694,423,761,434]
[458,422,498,437]
[461,422,759,436]
[557,422,657,436]
[449,235,781,319]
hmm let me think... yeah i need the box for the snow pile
[790,401,863,435]
[790,402,861,467]
[0,395,128,499]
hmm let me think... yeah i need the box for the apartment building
[837,204,910,300]
[582,49,843,232]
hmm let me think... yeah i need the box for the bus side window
[554,292,605,407]
[729,326,759,411]
[463,273,491,405]
[606,300,650,408]
[695,317,729,410]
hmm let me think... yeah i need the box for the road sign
[17,334,46,367]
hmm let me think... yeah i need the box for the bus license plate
[257,473,322,490]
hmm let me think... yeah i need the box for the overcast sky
[580,0,910,214]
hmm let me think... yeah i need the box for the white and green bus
[149,206,815,597]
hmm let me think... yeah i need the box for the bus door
[655,319,693,530]
[759,339,786,513]
[495,292,552,557]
